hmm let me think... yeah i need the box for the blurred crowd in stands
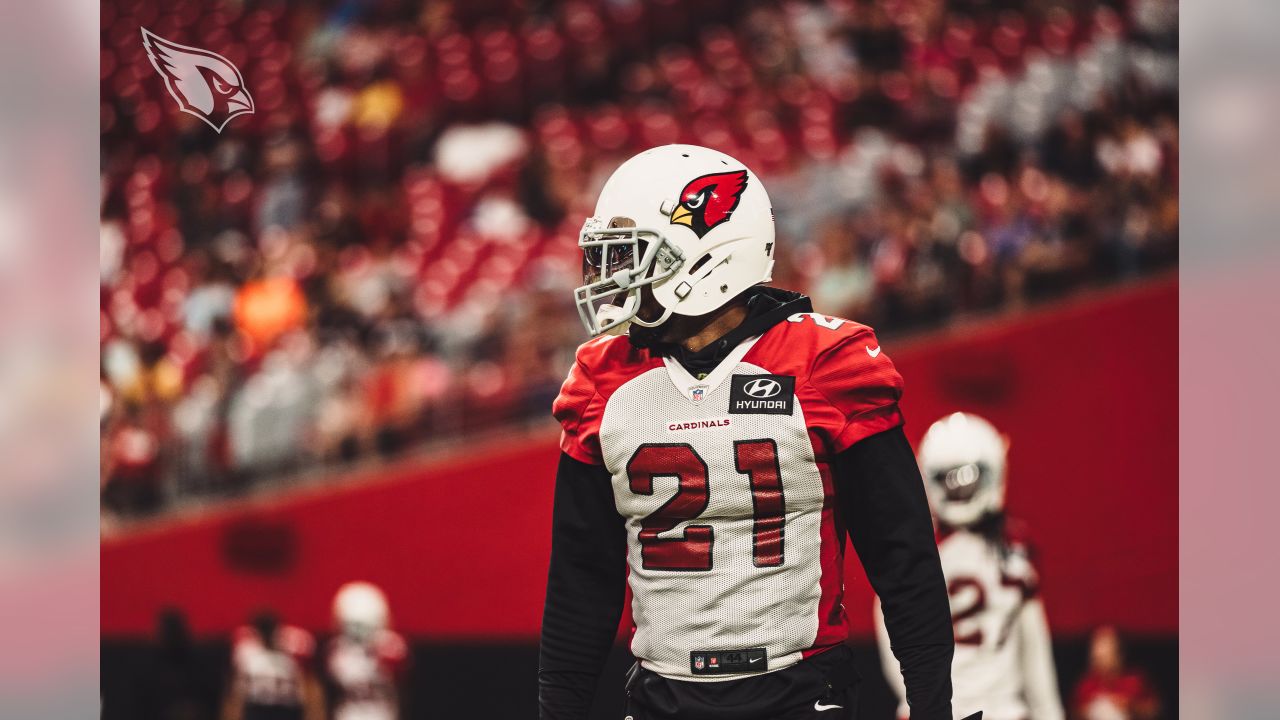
[100,0,1177,517]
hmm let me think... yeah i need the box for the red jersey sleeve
[1001,539,1042,599]
[552,357,605,465]
[376,630,410,678]
[231,625,255,648]
[279,625,316,665]
[804,326,905,453]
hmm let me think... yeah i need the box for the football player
[221,611,324,720]
[876,413,1064,720]
[325,582,408,720]
[540,145,955,720]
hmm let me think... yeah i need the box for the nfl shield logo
[693,655,705,670]
[691,387,705,402]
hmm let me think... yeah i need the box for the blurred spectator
[809,218,875,320]
[142,608,220,720]
[1071,626,1162,720]
[1042,110,1102,188]
[101,403,163,515]
[233,277,308,350]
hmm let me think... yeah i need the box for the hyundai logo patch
[729,374,795,415]
[743,378,782,398]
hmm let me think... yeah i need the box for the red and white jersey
[876,528,1064,720]
[326,630,407,720]
[230,624,315,708]
[554,312,903,681]
[1072,669,1159,720]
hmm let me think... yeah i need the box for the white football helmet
[333,581,389,643]
[918,412,1009,528]
[575,144,775,336]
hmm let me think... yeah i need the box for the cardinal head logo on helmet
[669,170,748,238]
[141,28,255,133]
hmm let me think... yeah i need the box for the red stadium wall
[102,277,1177,640]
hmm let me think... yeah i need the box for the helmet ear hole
[687,254,712,275]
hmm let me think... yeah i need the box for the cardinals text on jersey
[554,312,903,681]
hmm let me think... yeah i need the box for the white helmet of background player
[918,412,1009,528]
[575,144,775,336]
[333,581,389,643]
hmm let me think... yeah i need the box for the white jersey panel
[599,362,826,681]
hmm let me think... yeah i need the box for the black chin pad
[627,322,665,350]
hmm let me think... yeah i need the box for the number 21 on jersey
[626,441,786,571]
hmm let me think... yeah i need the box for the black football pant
[622,645,859,720]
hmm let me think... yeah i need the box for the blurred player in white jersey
[222,611,325,720]
[877,413,1064,720]
[325,582,408,720]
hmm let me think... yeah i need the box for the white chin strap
[596,304,632,336]
[596,291,674,335]
[628,303,674,328]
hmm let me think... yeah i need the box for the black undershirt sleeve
[834,427,955,720]
[538,452,628,720]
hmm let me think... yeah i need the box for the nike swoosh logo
[866,345,881,358]
[749,657,762,663]
[814,700,844,711]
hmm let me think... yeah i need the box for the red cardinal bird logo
[669,170,749,238]
[141,28,254,133]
